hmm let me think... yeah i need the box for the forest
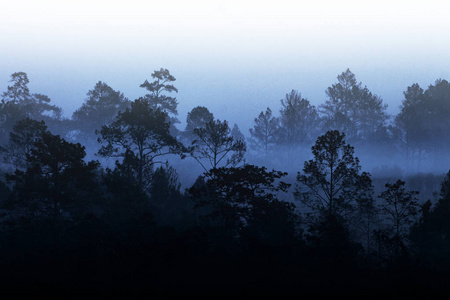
[1,68,450,295]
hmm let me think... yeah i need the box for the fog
[2,0,450,194]
[2,0,450,133]
[2,1,450,295]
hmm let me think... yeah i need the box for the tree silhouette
[0,118,48,170]
[191,119,246,172]
[378,179,419,255]
[278,90,320,150]
[295,130,372,219]
[140,68,178,119]
[248,107,280,159]
[356,86,389,145]
[72,81,130,141]
[7,131,99,217]
[184,106,214,139]
[2,72,31,103]
[189,164,296,245]
[0,72,61,143]
[423,79,450,165]
[148,164,192,228]
[97,98,187,192]
[320,69,388,144]
[395,83,427,167]
[230,123,245,143]
[410,170,450,269]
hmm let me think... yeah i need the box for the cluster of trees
[247,69,390,162]
[248,69,450,174]
[1,69,450,294]
[2,68,450,175]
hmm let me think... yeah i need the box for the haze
[1,0,450,132]
[4,1,450,295]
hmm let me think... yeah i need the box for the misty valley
[1,68,450,295]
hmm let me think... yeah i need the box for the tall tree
[395,83,427,166]
[191,119,246,172]
[378,179,419,254]
[356,86,389,145]
[278,90,320,150]
[423,79,450,157]
[395,79,450,171]
[320,69,388,144]
[320,69,358,140]
[248,107,280,158]
[295,130,372,219]
[295,130,372,267]
[97,98,186,191]
[140,68,178,119]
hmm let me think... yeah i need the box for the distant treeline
[2,68,450,173]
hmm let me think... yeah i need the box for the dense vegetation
[1,69,450,295]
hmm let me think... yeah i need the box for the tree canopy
[72,81,130,140]
[191,119,246,172]
[295,130,373,219]
[97,98,187,191]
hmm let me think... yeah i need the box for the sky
[1,0,450,133]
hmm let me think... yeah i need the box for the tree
[26,93,62,121]
[140,68,178,118]
[295,130,372,219]
[295,130,372,268]
[395,79,450,172]
[0,72,61,144]
[184,106,214,139]
[2,72,31,103]
[191,119,246,172]
[189,164,297,245]
[304,213,362,269]
[6,131,100,217]
[320,69,358,139]
[422,79,450,162]
[320,69,388,144]
[148,163,192,228]
[354,190,379,254]
[0,118,48,170]
[97,98,187,192]
[378,179,419,254]
[150,164,182,206]
[230,123,245,143]
[395,83,427,167]
[278,90,320,150]
[356,86,389,145]
[1,72,61,120]
[72,81,130,140]
[248,107,280,158]
[410,170,450,269]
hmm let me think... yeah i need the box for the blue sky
[1,0,450,133]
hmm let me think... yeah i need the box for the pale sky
[1,0,450,132]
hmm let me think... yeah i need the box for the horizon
[1,1,450,133]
